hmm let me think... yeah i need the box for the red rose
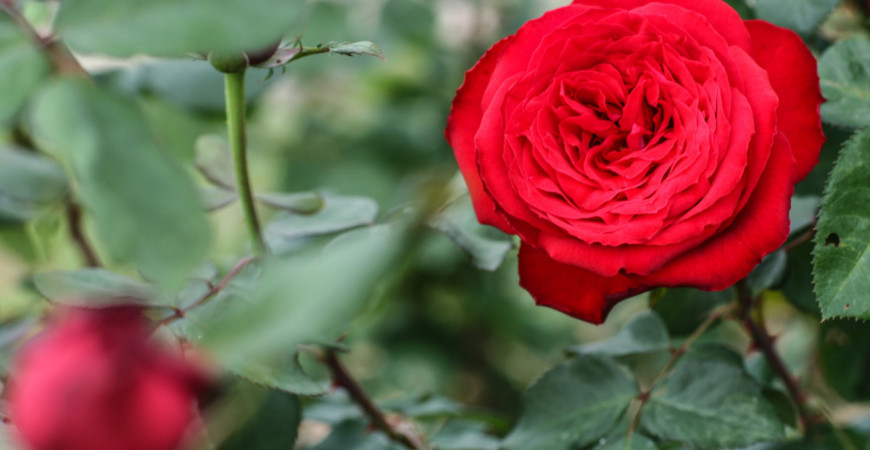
[446,0,824,323]
[7,307,207,450]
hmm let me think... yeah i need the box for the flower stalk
[224,71,267,256]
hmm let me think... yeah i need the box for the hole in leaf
[845,303,851,310]
[825,233,840,247]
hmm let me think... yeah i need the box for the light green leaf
[429,194,514,271]
[266,194,378,240]
[54,0,302,57]
[228,354,329,397]
[502,355,637,450]
[819,38,870,128]
[325,41,385,59]
[199,224,401,364]
[256,191,324,214]
[0,14,50,124]
[813,128,870,319]
[200,185,238,212]
[754,0,839,35]
[430,421,500,450]
[29,79,212,288]
[595,434,660,450]
[33,269,156,307]
[641,345,785,448]
[568,312,669,357]
[195,135,235,188]
[0,145,68,223]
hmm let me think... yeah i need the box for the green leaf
[723,0,755,19]
[748,250,787,298]
[29,79,212,288]
[651,288,733,337]
[813,128,870,319]
[789,195,820,237]
[217,383,302,450]
[308,420,404,450]
[256,191,324,214]
[568,312,669,357]
[754,0,839,35]
[194,135,235,188]
[430,421,500,450]
[266,194,378,240]
[782,238,821,316]
[818,319,870,401]
[429,195,514,271]
[595,434,660,450]
[228,353,329,397]
[325,41,385,60]
[641,345,785,448]
[199,224,402,365]
[33,269,156,307]
[0,145,68,223]
[502,355,638,450]
[53,0,302,57]
[0,14,50,124]
[200,185,238,211]
[819,38,870,128]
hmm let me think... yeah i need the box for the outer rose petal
[745,20,825,181]
[445,37,513,232]
[518,243,645,324]
[572,0,752,52]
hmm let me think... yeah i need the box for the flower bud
[6,307,208,450]
[208,50,249,74]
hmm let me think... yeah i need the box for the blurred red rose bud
[6,307,208,450]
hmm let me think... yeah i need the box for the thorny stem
[782,227,817,253]
[224,71,267,257]
[736,280,817,433]
[155,256,256,329]
[0,2,88,77]
[322,349,428,450]
[627,302,736,438]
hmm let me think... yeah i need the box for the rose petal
[745,20,825,181]
[518,242,645,324]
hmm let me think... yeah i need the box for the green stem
[224,71,266,256]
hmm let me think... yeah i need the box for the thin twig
[736,280,817,432]
[782,227,817,253]
[65,202,100,267]
[323,349,428,450]
[155,256,256,329]
[627,302,736,437]
[0,3,88,77]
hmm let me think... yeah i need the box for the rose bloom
[6,307,206,450]
[446,0,824,323]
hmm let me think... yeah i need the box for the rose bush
[446,0,824,323]
[6,307,207,450]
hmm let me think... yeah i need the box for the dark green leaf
[308,420,403,450]
[651,288,733,336]
[754,0,839,35]
[568,312,669,357]
[266,195,378,240]
[429,195,514,271]
[762,387,798,429]
[789,195,820,237]
[430,421,499,450]
[229,353,329,397]
[723,0,755,19]
[781,239,820,316]
[200,224,401,364]
[194,135,235,188]
[641,345,785,448]
[29,79,212,288]
[813,128,870,319]
[818,319,870,401]
[818,38,870,128]
[595,434,660,450]
[0,14,50,124]
[218,383,301,450]
[54,0,302,57]
[256,191,324,214]
[748,251,787,298]
[33,269,156,307]
[502,355,637,450]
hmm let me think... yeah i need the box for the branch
[782,227,816,253]
[155,256,256,329]
[736,280,817,432]
[0,2,88,77]
[627,302,735,437]
[323,349,428,450]
[65,201,100,267]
